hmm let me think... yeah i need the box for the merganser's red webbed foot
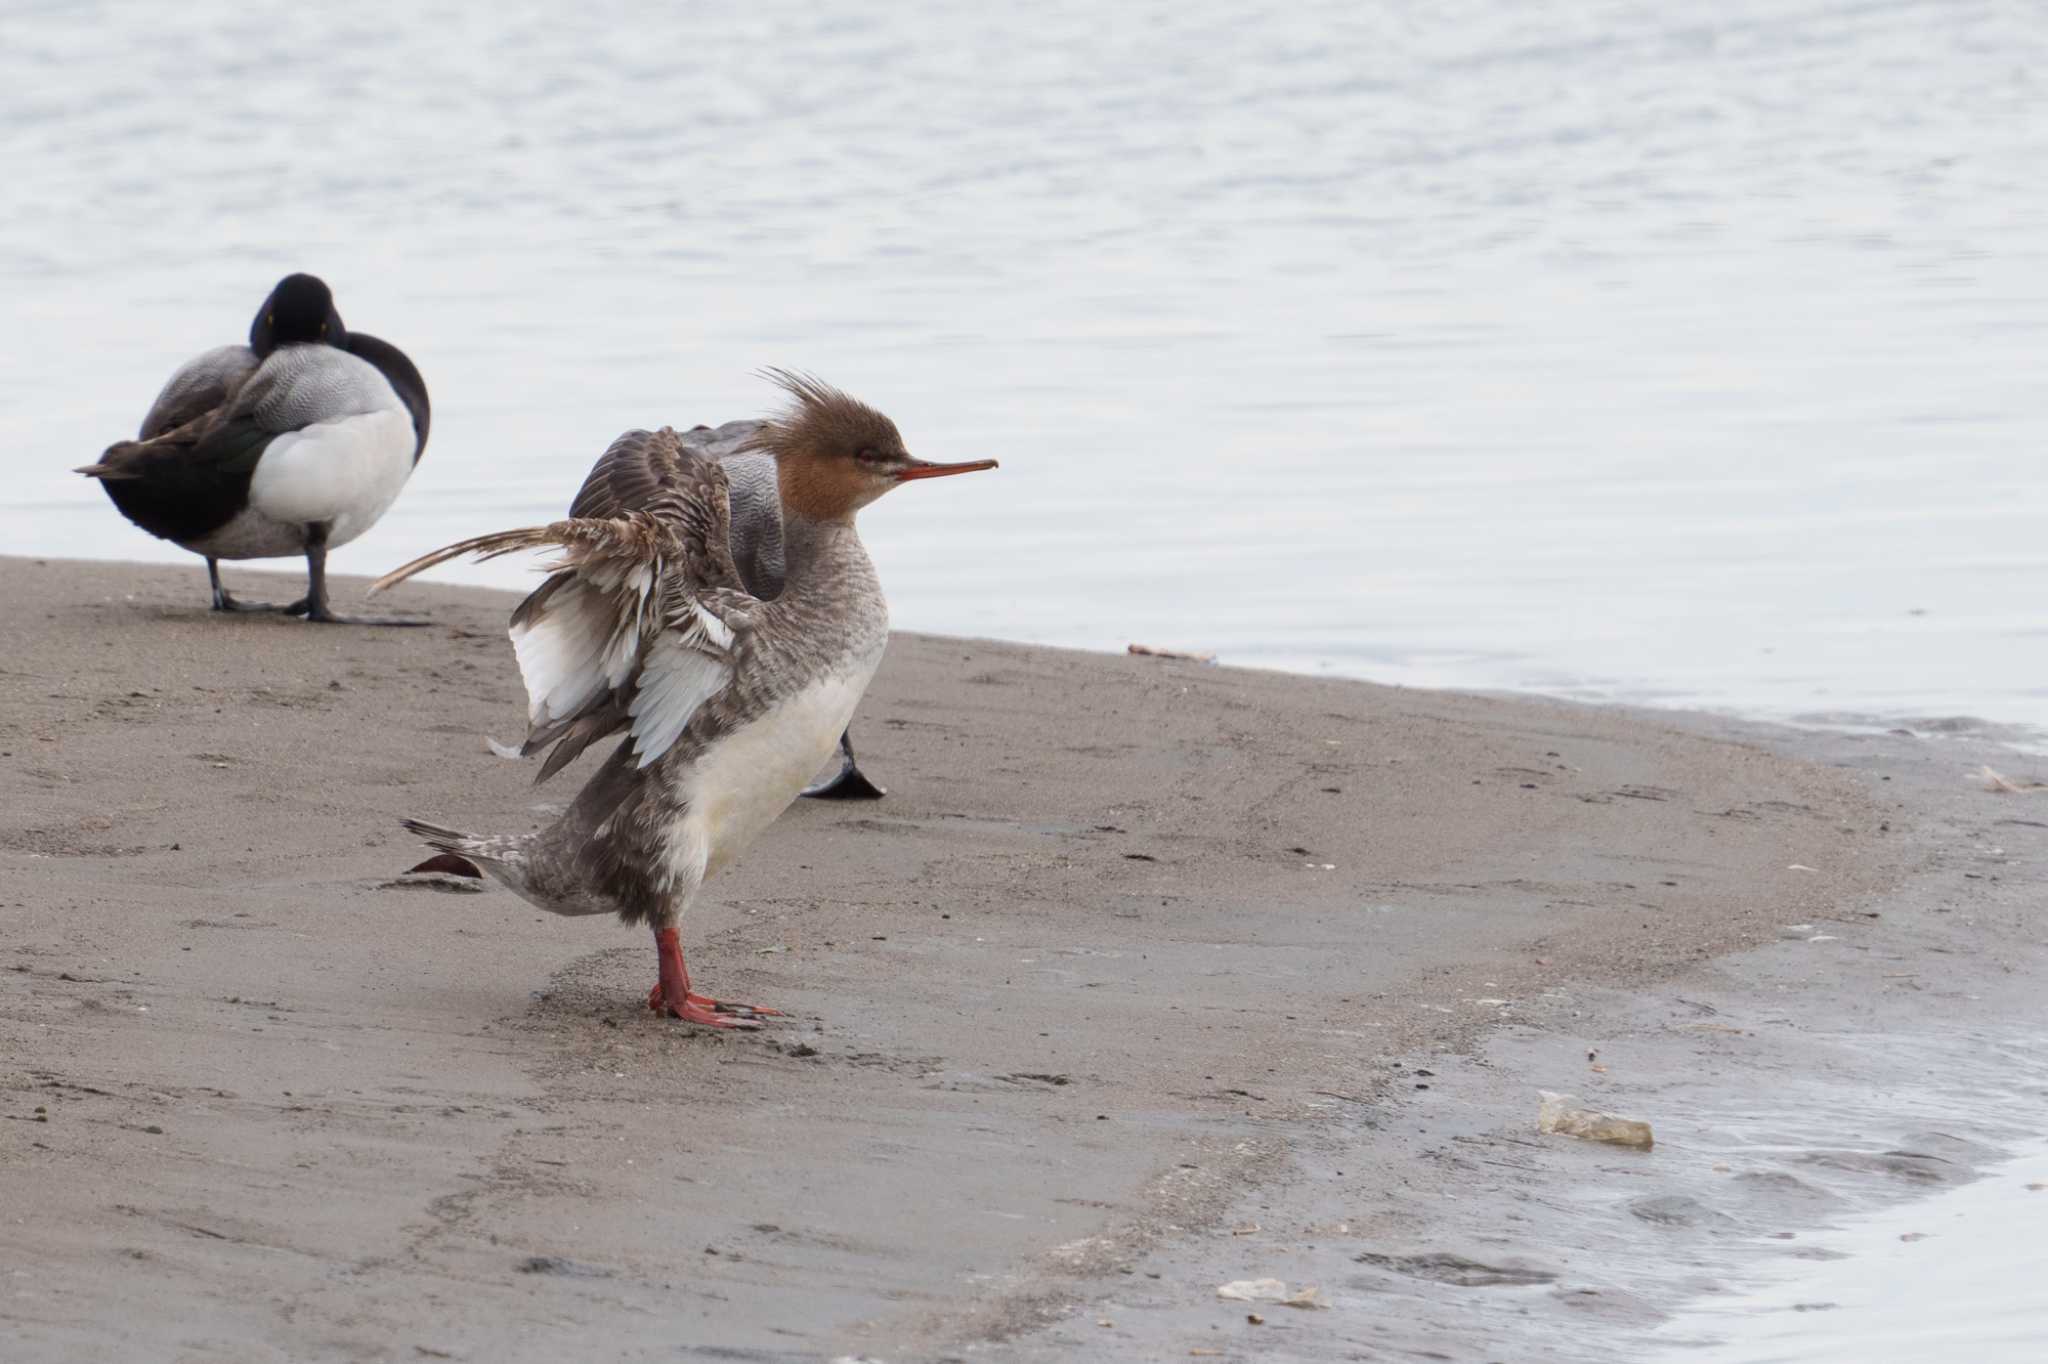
[644,980,780,1025]
[647,925,776,1029]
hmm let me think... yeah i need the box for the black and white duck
[77,273,430,625]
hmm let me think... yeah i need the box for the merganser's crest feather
[748,368,905,462]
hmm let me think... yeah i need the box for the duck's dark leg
[207,557,297,613]
[647,922,776,1028]
[800,728,886,801]
[294,524,428,627]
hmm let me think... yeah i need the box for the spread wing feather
[371,429,757,780]
[628,603,736,767]
[565,427,750,594]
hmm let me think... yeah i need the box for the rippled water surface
[1650,1143,2048,1363]
[5,0,2045,736]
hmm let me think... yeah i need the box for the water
[4,0,2045,742]
[1651,1144,2048,1363]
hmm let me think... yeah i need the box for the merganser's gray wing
[567,425,685,522]
[698,423,786,600]
[373,427,756,782]
[569,419,786,597]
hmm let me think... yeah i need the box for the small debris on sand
[1216,1278,1327,1308]
[1976,764,2048,793]
[516,1255,611,1279]
[1355,1251,1555,1286]
[1537,1090,1653,1150]
[1127,643,1216,664]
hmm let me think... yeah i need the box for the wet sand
[1027,714,2048,1362]
[2,556,2040,1362]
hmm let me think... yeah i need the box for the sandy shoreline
[2,556,2043,1362]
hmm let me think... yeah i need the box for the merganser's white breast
[678,643,884,882]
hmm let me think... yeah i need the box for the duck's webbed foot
[207,558,295,613]
[800,729,885,801]
[648,924,774,1029]
[212,592,292,614]
[300,603,430,627]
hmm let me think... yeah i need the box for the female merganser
[77,273,431,625]
[372,372,995,1027]
[660,419,883,800]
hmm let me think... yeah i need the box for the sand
[3,555,2039,1362]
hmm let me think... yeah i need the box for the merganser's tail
[402,818,486,855]
[398,818,580,911]
[401,819,529,879]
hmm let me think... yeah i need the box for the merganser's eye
[856,449,884,464]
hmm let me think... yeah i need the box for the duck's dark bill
[895,458,999,481]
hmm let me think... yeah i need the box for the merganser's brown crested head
[752,368,997,522]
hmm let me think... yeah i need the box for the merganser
[372,371,996,1027]
[76,273,431,625]
[665,419,883,800]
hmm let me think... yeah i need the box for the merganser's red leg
[646,924,779,1027]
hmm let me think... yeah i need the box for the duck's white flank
[248,402,415,548]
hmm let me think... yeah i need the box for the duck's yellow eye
[265,312,275,327]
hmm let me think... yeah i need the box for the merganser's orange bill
[894,458,998,482]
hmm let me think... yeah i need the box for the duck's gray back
[678,420,785,599]
[243,344,403,431]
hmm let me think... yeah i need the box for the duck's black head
[249,273,346,355]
